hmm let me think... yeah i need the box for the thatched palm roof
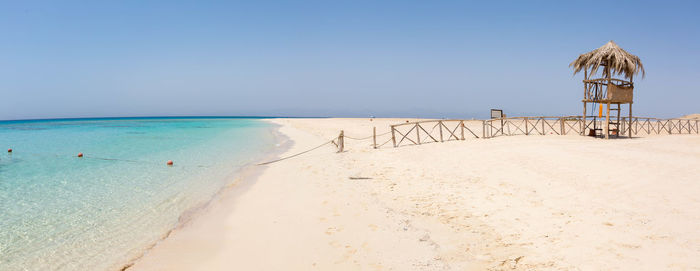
[570,40,645,80]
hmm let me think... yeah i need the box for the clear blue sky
[1,0,699,120]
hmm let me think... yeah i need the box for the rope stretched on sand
[343,131,391,141]
[377,137,393,147]
[257,130,393,165]
[257,139,335,166]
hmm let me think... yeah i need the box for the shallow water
[0,117,278,270]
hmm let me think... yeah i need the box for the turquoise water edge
[0,117,280,270]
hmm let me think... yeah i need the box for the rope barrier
[257,129,395,165]
[4,151,211,168]
[377,137,393,148]
[343,131,391,141]
[5,129,396,168]
[83,156,146,164]
[256,139,335,166]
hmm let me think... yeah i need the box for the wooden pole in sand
[415,123,421,144]
[373,126,377,149]
[525,117,529,135]
[541,117,545,135]
[438,121,443,142]
[605,102,610,139]
[391,126,396,147]
[460,121,465,140]
[582,102,587,136]
[616,103,621,137]
[628,103,633,137]
[560,117,565,135]
[582,69,588,136]
[338,130,344,152]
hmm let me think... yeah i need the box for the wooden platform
[582,99,633,104]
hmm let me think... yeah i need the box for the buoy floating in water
[77,152,83,158]
[167,160,173,166]
[7,148,12,153]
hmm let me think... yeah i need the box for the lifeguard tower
[570,41,645,139]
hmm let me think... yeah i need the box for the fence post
[500,119,504,136]
[416,123,421,144]
[373,126,377,149]
[482,120,487,139]
[439,121,444,142]
[541,117,545,135]
[525,117,529,135]
[391,125,396,147]
[460,121,465,140]
[559,117,565,135]
[337,130,344,153]
[628,105,633,137]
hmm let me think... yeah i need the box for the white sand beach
[130,118,700,270]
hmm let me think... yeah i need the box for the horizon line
[0,115,330,123]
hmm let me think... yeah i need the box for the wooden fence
[620,117,699,136]
[390,120,483,147]
[388,117,699,148]
[484,116,584,138]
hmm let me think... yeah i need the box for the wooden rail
[483,116,584,138]
[620,117,699,136]
[390,120,483,147]
[388,116,698,148]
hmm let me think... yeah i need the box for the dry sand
[683,114,700,119]
[130,118,700,270]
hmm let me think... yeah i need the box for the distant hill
[681,114,700,119]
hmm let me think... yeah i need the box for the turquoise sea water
[0,118,279,270]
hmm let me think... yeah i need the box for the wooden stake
[391,126,396,147]
[628,103,633,137]
[560,117,565,135]
[525,117,529,135]
[616,103,621,137]
[460,121,465,140]
[373,126,377,149]
[439,121,443,142]
[415,123,421,144]
[337,130,344,153]
[582,102,587,135]
[541,117,545,135]
[605,102,610,139]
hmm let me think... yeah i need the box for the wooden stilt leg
[605,102,610,139]
[616,103,621,137]
[629,103,633,137]
[582,102,587,135]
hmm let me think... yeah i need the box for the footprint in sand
[325,226,343,235]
